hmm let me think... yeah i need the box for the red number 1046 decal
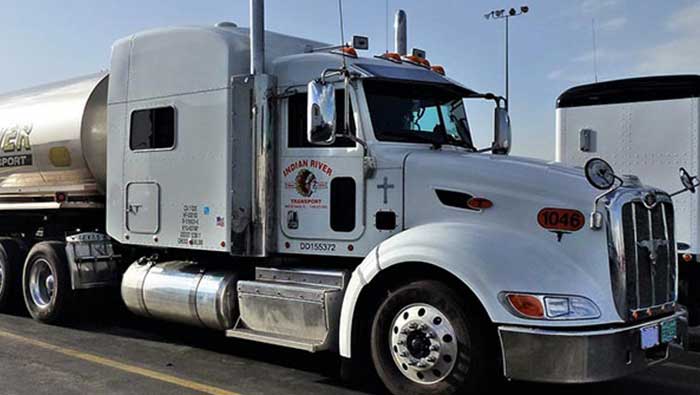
[537,208,585,232]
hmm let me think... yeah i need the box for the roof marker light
[377,52,403,63]
[334,46,358,58]
[402,55,431,68]
[431,65,446,75]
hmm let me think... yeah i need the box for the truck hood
[403,151,599,220]
[400,150,615,322]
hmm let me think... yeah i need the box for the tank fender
[339,222,616,358]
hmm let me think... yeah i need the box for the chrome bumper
[498,309,688,383]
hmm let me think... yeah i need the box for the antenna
[385,0,389,53]
[338,0,347,69]
[592,18,598,83]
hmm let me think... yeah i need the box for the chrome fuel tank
[0,72,108,199]
[121,260,239,330]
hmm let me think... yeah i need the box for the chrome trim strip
[632,203,640,308]
[647,208,656,306]
[662,204,673,301]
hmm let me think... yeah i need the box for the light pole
[484,6,529,110]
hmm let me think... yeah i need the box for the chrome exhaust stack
[247,0,276,257]
[394,9,407,55]
[250,0,264,74]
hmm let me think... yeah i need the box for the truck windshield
[364,80,474,149]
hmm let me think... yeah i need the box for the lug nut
[408,322,418,329]
[425,332,435,339]
[427,356,437,363]
[397,340,405,345]
[416,361,428,368]
[400,351,408,357]
[418,323,428,331]
[430,344,440,351]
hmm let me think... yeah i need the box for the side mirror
[307,80,336,145]
[492,107,511,155]
[671,167,699,197]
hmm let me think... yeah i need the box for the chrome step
[254,267,347,289]
[226,327,327,352]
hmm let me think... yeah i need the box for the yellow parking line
[0,329,241,395]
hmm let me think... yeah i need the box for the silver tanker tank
[0,72,108,200]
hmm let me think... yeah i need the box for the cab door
[279,89,365,244]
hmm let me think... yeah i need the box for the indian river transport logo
[295,169,317,197]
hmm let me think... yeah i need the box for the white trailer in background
[555,75,700,324]
[0,2,687,394]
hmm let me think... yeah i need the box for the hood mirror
[584,158,616,190]
[307,80,336,145]
[492,106,511,155]
[671,167,699,197]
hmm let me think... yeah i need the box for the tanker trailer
[0,73,107,201]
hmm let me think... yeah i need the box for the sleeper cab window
[288,91,356,148]
[130,107,176,151]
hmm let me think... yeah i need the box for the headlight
[501,293,601,320]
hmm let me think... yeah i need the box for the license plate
[660,319,677,343]
[641,325,660,350]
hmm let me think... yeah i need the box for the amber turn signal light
[467,197,493,210]
[506,294,545,319]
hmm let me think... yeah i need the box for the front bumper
[498,309,688,383]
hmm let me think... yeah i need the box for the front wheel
[370,280,494,395]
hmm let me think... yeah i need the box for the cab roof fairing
[271,52,480,97]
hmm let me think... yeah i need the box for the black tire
[0,239,23,312]
[370,280,495,395]
[22,241,73,324]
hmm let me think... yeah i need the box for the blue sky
[1,0,698,159]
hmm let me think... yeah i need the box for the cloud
[547,69,564,80]
[547,68,594,84]
[636,3,700,74]
[599,16,626,31]
[581,0,619,15]
[572,47,630,64]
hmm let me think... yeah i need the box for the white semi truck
[556,75,700,325]
[0,2,688,393]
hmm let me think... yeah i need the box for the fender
[339,221,618,358]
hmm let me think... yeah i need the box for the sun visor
[352,63,478,97]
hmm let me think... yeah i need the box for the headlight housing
[501,292,601,320]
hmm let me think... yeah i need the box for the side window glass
[411,106,441,132]
[130,107,176,150]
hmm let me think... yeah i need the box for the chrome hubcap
[390,303,458,384]
[29,259,55,308]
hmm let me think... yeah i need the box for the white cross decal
[377,177,395,204]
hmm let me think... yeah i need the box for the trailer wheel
[370,280,493,395]
[0,239,23,312]
[22,242,72,324]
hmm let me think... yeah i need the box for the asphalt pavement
[0,306,698,395]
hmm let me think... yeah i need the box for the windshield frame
[360,79,476,150]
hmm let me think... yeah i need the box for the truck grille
[618,200,676,318]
